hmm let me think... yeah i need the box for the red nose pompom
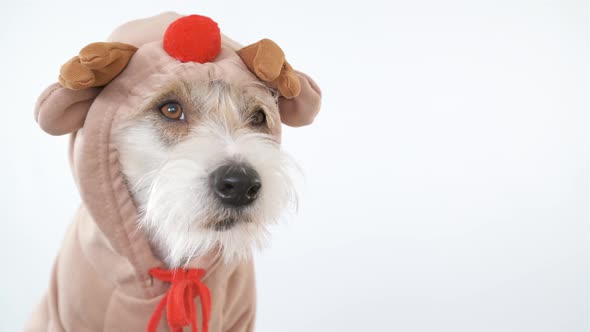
[163,15,221,63]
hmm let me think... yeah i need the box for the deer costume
[26,12,320,332]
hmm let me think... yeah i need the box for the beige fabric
[34,85,100,136]
[24,206,255,332]
[278,71,322,127]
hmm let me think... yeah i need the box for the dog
[27,12,321,332]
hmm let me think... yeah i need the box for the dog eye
[159,102,184,120]
[251,109,266,126]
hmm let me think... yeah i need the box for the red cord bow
[147,267,211,332]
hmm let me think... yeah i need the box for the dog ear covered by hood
[27,12,321,332]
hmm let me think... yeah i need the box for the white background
[0,1,588,331]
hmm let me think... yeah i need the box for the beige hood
[26,12,321,331]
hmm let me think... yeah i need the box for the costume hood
[27,12,321,332]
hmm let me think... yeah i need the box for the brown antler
[59,42,137,90]
[237,39,301,98]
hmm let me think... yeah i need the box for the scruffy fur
[114,79,298,268]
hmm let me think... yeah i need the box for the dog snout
[210,163,261,207]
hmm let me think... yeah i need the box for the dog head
[35,13,321,268]
[113,77,299,267]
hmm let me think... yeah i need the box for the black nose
[210,163,261,207]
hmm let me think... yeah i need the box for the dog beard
[116,120,299,268]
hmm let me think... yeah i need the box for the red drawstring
[147,267,211,332]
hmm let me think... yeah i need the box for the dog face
[114,79,299,267]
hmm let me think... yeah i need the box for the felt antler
[237,39,301,98]
[237,38,321,127]
[59,42,137,90]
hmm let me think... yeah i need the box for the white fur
[114,83,299,268]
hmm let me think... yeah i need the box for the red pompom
[163,15,221,63]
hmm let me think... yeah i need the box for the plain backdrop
[0,1,588,331]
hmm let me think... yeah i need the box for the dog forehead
[167,76,273,103]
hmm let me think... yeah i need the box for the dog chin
[211,217,247,231]
[154,213,271,268]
